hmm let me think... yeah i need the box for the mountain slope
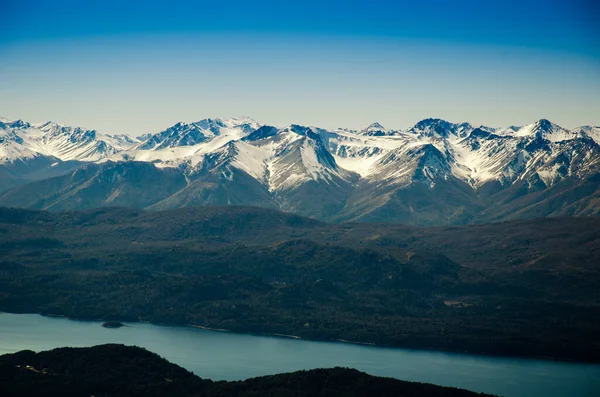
[34,121,123,161]
[148,125,359,218]
[256,125,358,218]
[135,117,259,150]
[1,119,132,162]
[1,115,600,224]
[0,162,187,211]
[0,118,134,193]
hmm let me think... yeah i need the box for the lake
[1,313,599,397]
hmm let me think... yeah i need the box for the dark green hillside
[1,206,599,361]
[0,344,495,397]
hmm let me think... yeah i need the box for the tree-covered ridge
[0,344,496,397]
[1,206,599,361]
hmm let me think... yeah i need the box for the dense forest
[0,344,496,396]
[1,206,599,361]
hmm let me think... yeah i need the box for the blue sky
[1,0,599,135]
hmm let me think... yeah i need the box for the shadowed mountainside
[1,206,599,361]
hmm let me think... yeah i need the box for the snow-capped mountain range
[1,115,599,225]
[0,118,140,162]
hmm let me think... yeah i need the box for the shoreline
[0,310,590,364]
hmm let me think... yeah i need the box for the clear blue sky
[1,0,599,135]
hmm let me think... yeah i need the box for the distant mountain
[0,118,140,193]
[0,119,138,162]
[35,121,123,161]
[1,115,599,225]
[0,162,187,211]
[408,118,477,139]
[0,344,493,397]
[135,117,259,150]
[571,125,600,144]
[358,121,396,136]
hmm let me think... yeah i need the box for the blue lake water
[1,313,599,397]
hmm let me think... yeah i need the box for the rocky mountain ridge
[1,115,599,224]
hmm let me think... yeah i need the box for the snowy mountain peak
[0,118,126,162]
[199,116,260,134]
[572,125,600,145]
[0,119,31,130]
[242,125,279,142]
[222,116,260,129]
[359,122,392,136]
[494,125,521,136]
[515,119,578,142]
[537,118,553,130]
[0,126,40,162]
[283,125,322,140]
[137,122,208,150]
[39,122,98,144]
[137,117,259,151]
[0,126,24,145]
[410,118,472,138]
[36,120,63,129]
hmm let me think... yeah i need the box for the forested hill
[1,206,600,361]
[0,344,496,397]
